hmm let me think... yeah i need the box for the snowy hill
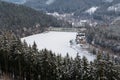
[21,31,95,61]
[85,7,98,15]
[3,0,120,24]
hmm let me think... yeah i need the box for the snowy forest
[0,31,120,80]
[0,0,120,80]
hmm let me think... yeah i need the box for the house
[76,33,86,44]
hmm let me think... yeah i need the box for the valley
[0,0,120,80]
[0,0,120,61]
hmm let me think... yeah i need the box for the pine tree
[81,56,90,80]
[72,53,82,80]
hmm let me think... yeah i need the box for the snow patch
[21,31,95,61]
[47,12,60,17]
[86,7,98,15]
[108,3,120,12]
[46,0,55,5]
[103,0,113,3]
[2,0,27,4]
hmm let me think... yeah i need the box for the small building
[76,32,87,44]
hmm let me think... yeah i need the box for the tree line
[86,26,120,55]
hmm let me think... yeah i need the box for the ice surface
[21,31,95,61]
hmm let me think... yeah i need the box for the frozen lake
[21,31,95,61]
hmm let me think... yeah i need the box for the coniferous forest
[0,31,120,80]
[0,1,71,37]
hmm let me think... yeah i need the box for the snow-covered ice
[21,31,95,61]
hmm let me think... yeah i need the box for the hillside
[0,1,70,37]
[86,24,120,54]
[24,0,101,13]
[24,0,120,24]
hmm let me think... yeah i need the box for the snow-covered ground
[21,31,95,61]
[103,0,113,3]
[86,7,98,15]
[46,0,55,5]
[3,0,27,4]
[108,3,120,12]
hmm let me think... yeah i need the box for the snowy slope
[21,31,95,61]
[86,7,98,15]
[108,3,120,12]
[2,0,27,4]
[103,0,113,3]
[46,0,55,5]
